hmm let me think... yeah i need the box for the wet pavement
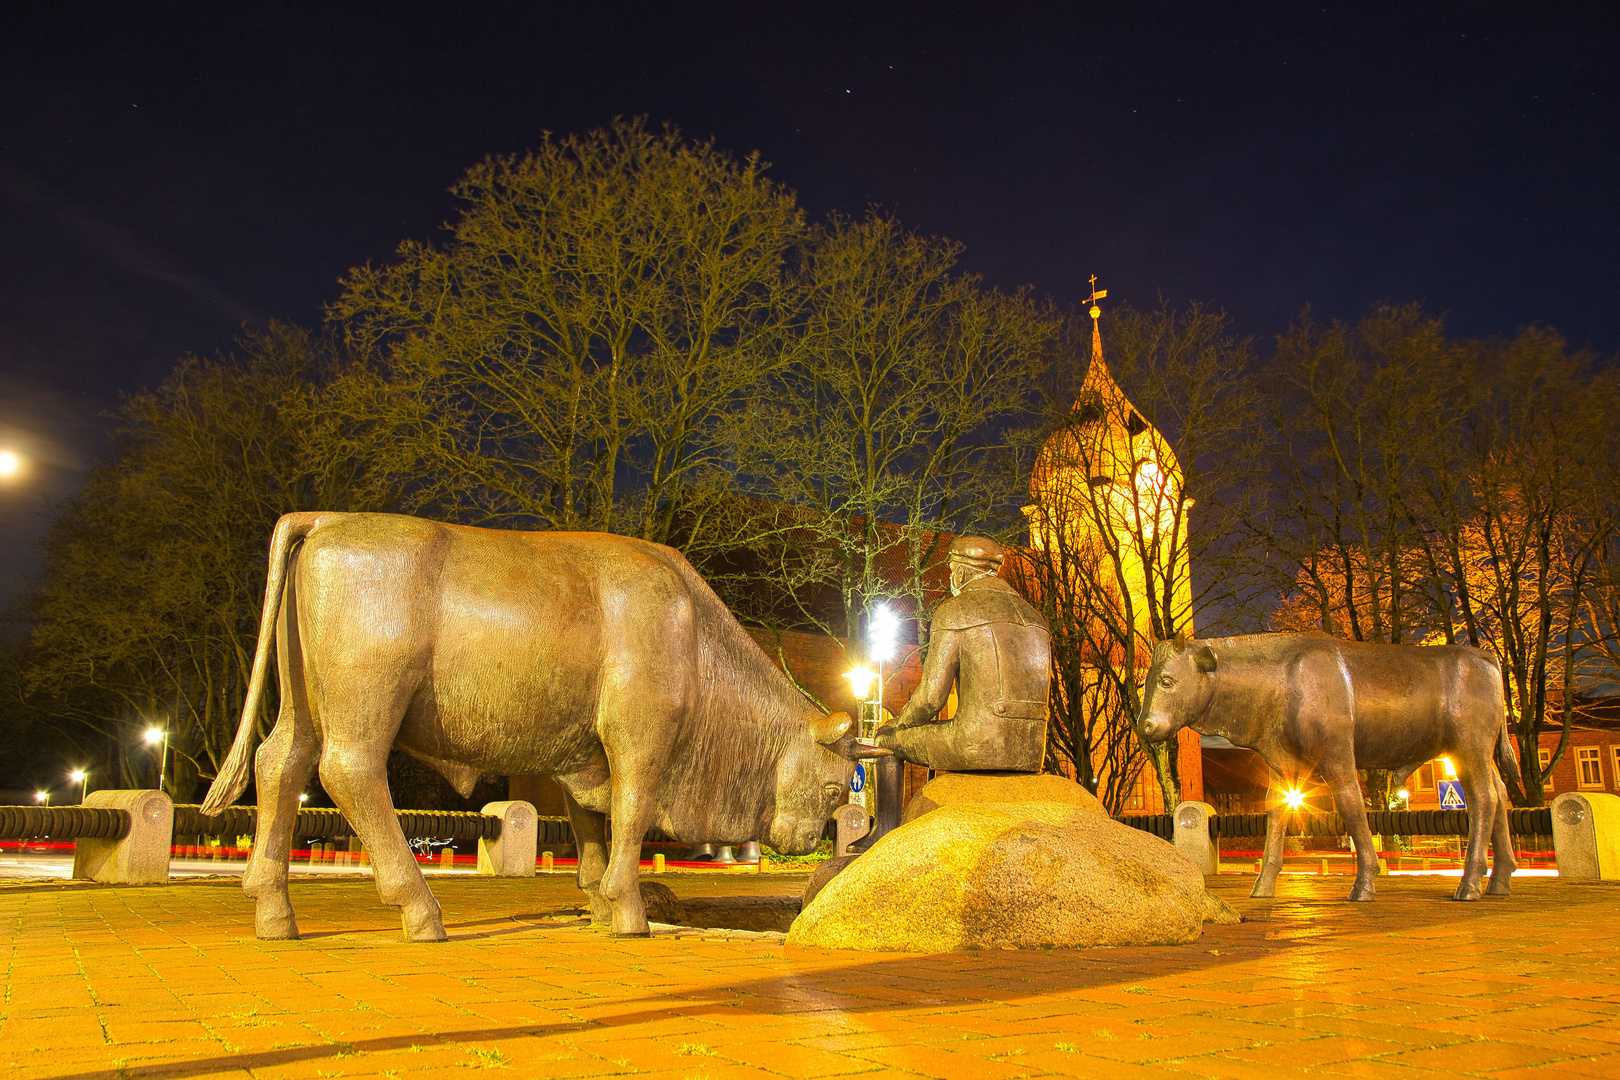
[1,870,1616,1079]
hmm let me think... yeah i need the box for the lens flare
[1283,787,1306,810]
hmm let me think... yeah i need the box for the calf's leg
[1486,773,1517,896]
[1323,762,1378,901]
[320,738,444,942]
[1452,755,1496,902]
[1250,805,1288,899]
[242,698,319,939]
[561,789,612,927]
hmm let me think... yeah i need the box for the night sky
[2,3,1617,612]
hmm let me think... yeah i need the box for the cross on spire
[1085,274,1108,320]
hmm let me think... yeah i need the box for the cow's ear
[811,710,854,746]
[1193,645,1218,673]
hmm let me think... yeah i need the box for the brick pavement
[2,870,1617,1079]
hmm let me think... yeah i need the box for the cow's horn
[811,710,854,746]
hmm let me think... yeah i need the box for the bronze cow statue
[1136,633,1519,903]
[201,512,871,940]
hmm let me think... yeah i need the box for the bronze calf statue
[1136,633,1519,902]
[202,512,875,940]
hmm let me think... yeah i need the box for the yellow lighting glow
[144,727,165,745]
[0,450,21,478]
[1283,787,1306,810]
[35,791,48,804]
[843,667,877,702]
[299,793,309,803]
[1440,757,1457,779]
[69,770,85,783]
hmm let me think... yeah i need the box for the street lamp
[69,769,87,803]
[35,790,49,806]
[144,726,169,792]
[0,448,23,481]
[842,666,877,704]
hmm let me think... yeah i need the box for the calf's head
[767,711,865,855]
[1135,637,1217,743]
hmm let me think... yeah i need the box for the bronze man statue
[856,537,1052,848]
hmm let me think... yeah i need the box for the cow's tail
[1478,647,1521,781]
[200,513,339,815]
[1495,718,1521,780]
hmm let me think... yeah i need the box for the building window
[1577,747,1604,790]
[1538,748,1555,791]
[1414,763,1435,791]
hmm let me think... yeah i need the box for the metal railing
[1115,807,1556,839]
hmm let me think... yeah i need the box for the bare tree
[1019,303,1261,812]
[330,118,805,551]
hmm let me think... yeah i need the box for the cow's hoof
[402,903,447,942]
[1486,877,1512,897]
[611,913,651,937]
[1452,882,1483,902]
[255,907,299,940]
[1347,884,1375,902]
[1249,881,1276,899]
[587,893,613,928]
[405,919,450,939]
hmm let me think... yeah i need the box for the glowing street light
[0,449,22,480]
[842,666,877,703]
[1282,787,1306,810]
[299,793,309,804]
[867,604,900,663]
[35,790,49,806]
[144,726,169,792]
[863,603,901,723]
[69,769,88,803]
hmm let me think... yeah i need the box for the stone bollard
[1172,801,1219,875]
[833,804,869,857]
[541,850,554,872]
[476,800,537,878]
[653,853,665,874]
[1552,792,1620,881]
[439,847,455,869]
[71,790,173,885]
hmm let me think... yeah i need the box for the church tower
[1023,280,1201,810]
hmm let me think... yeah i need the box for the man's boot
[845,755,903,855]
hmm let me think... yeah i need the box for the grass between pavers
[1,874,1618,1079]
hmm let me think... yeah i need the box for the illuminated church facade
[1022,284,1203,811]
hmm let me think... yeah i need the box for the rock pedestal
[790,772,1217,953]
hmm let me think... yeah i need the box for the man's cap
[949,536,1005,566]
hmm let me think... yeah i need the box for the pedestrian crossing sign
[1437,780,1467,809]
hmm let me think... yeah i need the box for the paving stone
[2,874,1618,1079]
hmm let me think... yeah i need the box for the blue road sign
[1437,780,1467,809]
[851,763,866,793]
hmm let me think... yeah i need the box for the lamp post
[144,726,169,793]
[35,790,49,807]
[69,769,87,803]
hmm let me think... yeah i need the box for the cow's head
[766,711,876,855]
[1135,636,1218,744]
